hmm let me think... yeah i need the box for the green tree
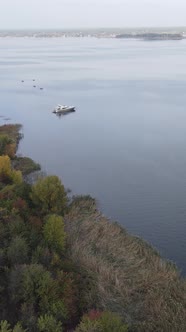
[11,170,22,185]
[37,315,63,332]
[43,215,66,253]
[7,236,29,265]
[9,264,67,326]
[76,311,128,332]
[0,321,11,332]
[75,318,101,332]
[98,312,128,332]
[13,323,27,332]
[0,322,26,332]
[30,176,67,215]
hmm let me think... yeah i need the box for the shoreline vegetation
[0,124,186,331]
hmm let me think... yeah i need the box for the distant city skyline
[1,0,186,29]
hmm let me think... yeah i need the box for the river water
[1,37,186,273]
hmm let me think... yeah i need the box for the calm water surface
[1,37,186,273]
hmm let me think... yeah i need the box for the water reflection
[53,112,76,118]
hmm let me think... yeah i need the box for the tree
[0,156,11,182]
[0,135,12,156]
[0,321,27,332]
[0,321,11,332]
[98,312,128,332]
[4,143,16,159]
[37,315,63,332]
[7,236,29,265]
[75,318,101,332]
[0,156,22,184]
[30,176,67,215]
[75,311,128,332]
[10,170,22,185]
[13,323,26,332]
[43,215,66,253]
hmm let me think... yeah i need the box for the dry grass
[65,196,186,332]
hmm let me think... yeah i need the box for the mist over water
[1,37,186,273]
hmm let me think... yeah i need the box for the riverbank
[65,196,186,331]
[0,124,186,331]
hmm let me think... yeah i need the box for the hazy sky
[1,0,186,29]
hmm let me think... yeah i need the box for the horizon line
[1,26,186,30]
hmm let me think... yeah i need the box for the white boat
[53,104,75,114]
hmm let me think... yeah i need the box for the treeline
[0,124,128,332]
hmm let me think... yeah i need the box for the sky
[0,0,186,29]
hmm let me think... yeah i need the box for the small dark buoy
[33,85,36,88]
[33,79,35,81]
[40,88,43,90]
[21,80,24,82]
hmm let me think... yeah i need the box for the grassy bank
[65,197,186,331]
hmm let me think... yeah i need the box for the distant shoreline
[0,28,185,40]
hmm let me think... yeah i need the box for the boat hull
[53,107,75,114]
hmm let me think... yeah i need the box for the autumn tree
[0,155,12,182]
[30,176,67,215]
[0,156,22,184]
